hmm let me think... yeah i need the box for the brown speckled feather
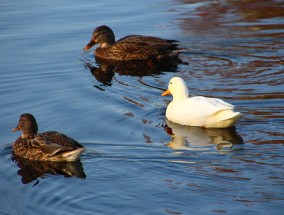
[37,131,83,149]
[12,114,85,162]
[84,25,182,61]
[13,132,84,161]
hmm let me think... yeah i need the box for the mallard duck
[12,113,85,162]
[83,25,182,62]
[161,77,242,128]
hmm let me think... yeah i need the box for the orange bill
[161,89,171,96]
[83,40,96,51]
[12,126,20,132]
[83,45,92,51]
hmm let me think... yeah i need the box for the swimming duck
[12,113,85,162]
[83,25,181,62]
[161,77,242,128]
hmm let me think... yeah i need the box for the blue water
[1,0,284,214]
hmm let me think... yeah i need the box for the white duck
[161,77,242,128]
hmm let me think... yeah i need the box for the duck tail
[224,111,242,122]
[221,111,242,128]
[172,49,189,53]
[62,147,85,162]
[208,110,242,128]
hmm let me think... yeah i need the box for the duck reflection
[84,62,115,86]
[13,155,86,185]
[165,120,243,153]
[85,56,182,86]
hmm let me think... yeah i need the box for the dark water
[1,0,284,214]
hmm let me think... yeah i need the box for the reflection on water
[1,0,284,214]
[13,155,86,185]
[84,62,114,87]
[165,120,244,153]
[82,55,182,86]
[177,0,284,32]
[228,0,284,21]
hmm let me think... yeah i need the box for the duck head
[12,113,38,139]
[83,25,116,51]
[161,77,189,100]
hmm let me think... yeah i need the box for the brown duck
[83,25,182,62]
[12,113,85,162]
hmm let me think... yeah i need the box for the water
[0,0,284,214]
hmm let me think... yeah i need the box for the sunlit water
[0,0,284,214]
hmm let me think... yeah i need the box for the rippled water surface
[1,0,284,214]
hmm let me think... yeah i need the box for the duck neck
[100,42,113,48]
[100,33,115,48]
[21,129,36,139]
[173,89,189,101]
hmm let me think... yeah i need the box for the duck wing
[118,35,179,52]
[117,35,178,48]
[167,96,235,126]
[34,132,83,156]
[187,96,234,118]
[40,131,83,148]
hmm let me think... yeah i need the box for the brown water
[0,0,284,214]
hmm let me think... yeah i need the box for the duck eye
[170,82,172,85]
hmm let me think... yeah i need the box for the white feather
[163,77,242,128]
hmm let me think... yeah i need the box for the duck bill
[83,40,96,51]
[161,89,171,96]
[12,126,20,132]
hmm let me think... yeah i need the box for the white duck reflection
[165,120,243,153]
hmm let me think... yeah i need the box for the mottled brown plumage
[83,25,182,61]
[12,113,84,162]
